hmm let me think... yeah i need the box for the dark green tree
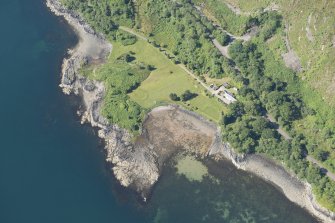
[169,93,180,101]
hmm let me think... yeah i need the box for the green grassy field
[81,27,225,126]
[111,40,226,123]
[103,39,226,123]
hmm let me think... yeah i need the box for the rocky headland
[47,0,334,222]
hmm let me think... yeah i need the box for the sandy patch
[175,155,208,182]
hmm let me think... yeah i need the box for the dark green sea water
[0,0,320,222]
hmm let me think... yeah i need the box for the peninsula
[47,0,335,222]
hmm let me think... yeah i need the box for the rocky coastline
[209,143,335,222]
[46,0,160,198]
[46,0,334,222]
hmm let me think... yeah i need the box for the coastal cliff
[47,0,335,222]
[47,0,160,198]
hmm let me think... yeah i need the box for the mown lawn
[110,39,226,123]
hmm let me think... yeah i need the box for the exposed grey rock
[84,80,96,92]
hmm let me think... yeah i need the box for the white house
[224,90,236,103]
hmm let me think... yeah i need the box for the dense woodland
[137,0,228,78]
[62,0,135,31]
[222,11,335,210]
[62,0,335,211]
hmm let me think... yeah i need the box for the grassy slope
[120,40,226,123]
[225,0,335,106]
[224,0,271,12]
[135,0,178,49]
[86,39,225,123]
[192,0,251,35]
[64,0,225,125]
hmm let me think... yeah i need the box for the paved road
[265,114,292,140]
[212,39,231,58]
[306,155,335,181]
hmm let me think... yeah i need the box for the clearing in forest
[111,39,225,123]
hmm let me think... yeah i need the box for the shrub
[181,90,197,101]
[169,93,180,101]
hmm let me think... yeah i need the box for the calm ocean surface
[0,0,319,222]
